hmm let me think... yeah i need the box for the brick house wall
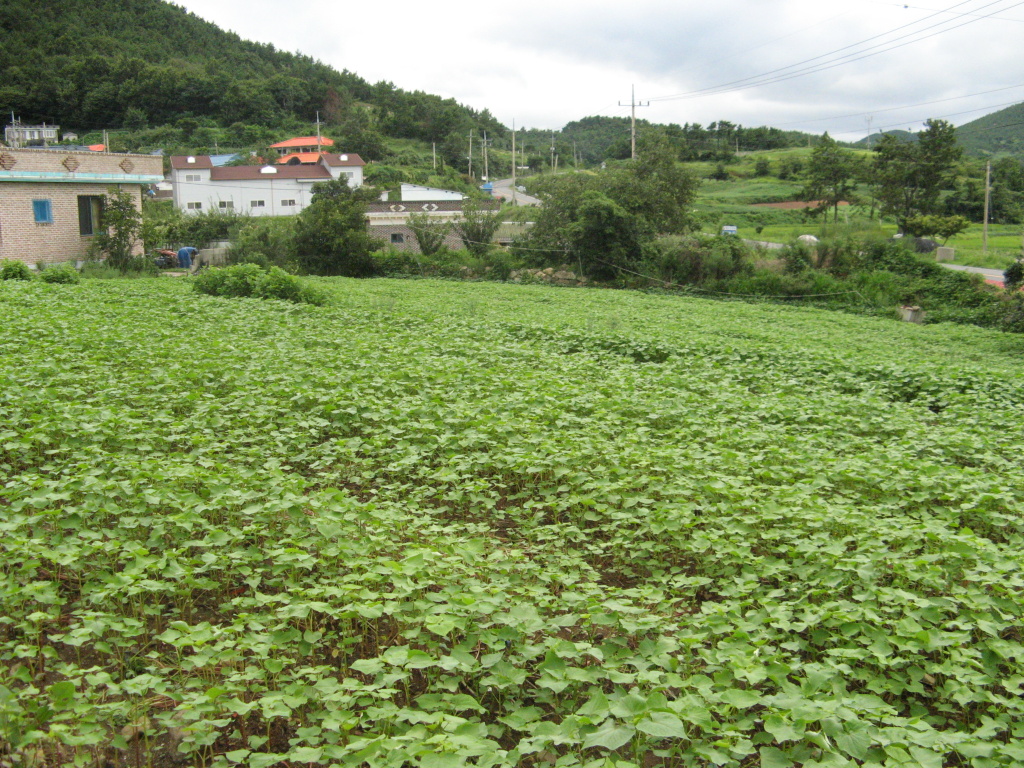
[0,149,163,265]
[365,199,501,254]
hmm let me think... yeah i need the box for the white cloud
[177,0,1024,137]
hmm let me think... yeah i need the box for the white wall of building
[171,159,363,216]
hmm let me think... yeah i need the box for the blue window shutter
[33,199,53,223]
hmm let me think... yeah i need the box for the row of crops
[1,277,1023,767]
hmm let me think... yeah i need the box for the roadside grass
[944,225,1023,269]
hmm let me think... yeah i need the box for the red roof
[209,165,332,181]
[170,155,214,170]
[270,136,335,149]
[88,144,106,152]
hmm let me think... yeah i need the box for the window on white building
[391,233,405,244]
[187,202,202,210]
[218,201,234,209]
[251,200,265,208]
[280,199,296,207]
[185,174,201,182]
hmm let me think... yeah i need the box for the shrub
[780,241,814,274]
[1004,260,1024,290]
[1000,294,1024,333]
[1,260,33,280]
[230,217,298,271]
[370,248,421,276]
[192,263,327,305]
[645,234,751,285]
[38,263,81,284]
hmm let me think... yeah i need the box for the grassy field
[2,277,1023,768]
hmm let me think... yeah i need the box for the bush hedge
[0,260,34,281]
[192,264,328,305]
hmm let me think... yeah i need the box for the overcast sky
[176,0,1024,140]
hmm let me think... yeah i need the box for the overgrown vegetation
[192,263,328,305]
[1,277,1023,767]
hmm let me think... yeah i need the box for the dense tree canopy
[0,0,501,142]
[293,178,380,276]
[521,130,699,278]
[873,120,962,230]
[801,133,860,222]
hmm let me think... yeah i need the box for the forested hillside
[956,102,1024,157]
[0,0,505,143]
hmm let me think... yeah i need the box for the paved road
[747,240,1009,285]
[940,263,1006,285]
[490,178,542,206]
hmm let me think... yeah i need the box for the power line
[770,82,1024,128]
[650,0,1022,103]
[863,0,1024,20]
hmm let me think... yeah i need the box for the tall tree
[293,178,380,276]
[802,133,859,222]
[454,201,502,257]
[873,119,962,231]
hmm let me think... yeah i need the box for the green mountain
[0,0,504,146]
[852,129,916,148]
[955,102,1024,157]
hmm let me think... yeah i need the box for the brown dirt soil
[751,200,851,209]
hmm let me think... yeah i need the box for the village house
[366,183,500,252]
[0,147,163,266]
[270,136,334,164]
[4,120,60,148]
[170,152,365,216]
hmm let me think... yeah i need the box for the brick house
[0,148,163,266]
[170,153,365,216]
[366,197,503,252]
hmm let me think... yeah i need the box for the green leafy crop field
[2,278,1023,768]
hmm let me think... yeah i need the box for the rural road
[745,240,1010,286]
[940,263,1006,285]
[490,178,542,206]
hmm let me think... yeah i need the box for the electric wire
[650,0,1023,102]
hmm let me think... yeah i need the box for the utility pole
[550,131,556,172]
[315,111,322,152]
[865,116,874,149]
[983,160,992,254]
[432,142,436,171]
[468,129,474,180]
[573,140,578,168]
[482,132,490,181]
[618,85,649,160]
[511,120,517,204]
